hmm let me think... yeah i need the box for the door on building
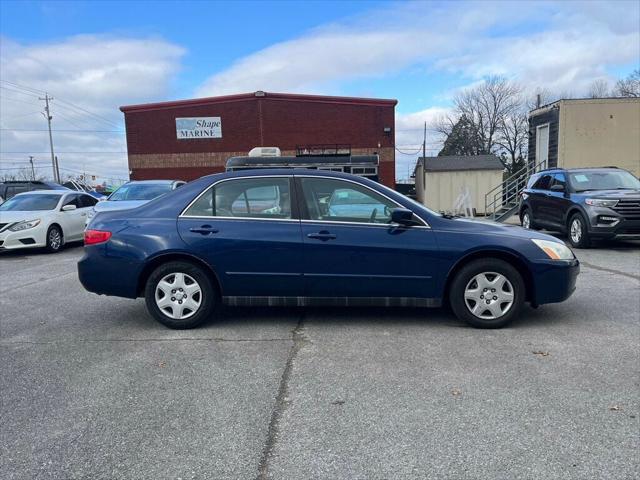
[536,124,550,168]
[296,176,439,299]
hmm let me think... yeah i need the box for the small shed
[414,155,504,215]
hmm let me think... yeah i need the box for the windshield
[570,170,640,192]
[0,194,61,211]
[108,183,172,201]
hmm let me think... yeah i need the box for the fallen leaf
[451,388,462,396]
[609,405,622,411]
[532,351,550,357]
[157,361,166,368]
[331,400,345,405]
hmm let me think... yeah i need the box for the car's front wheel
[45,225,63,253]
[568,213,591,248]
[449,258,525,328]
[144,261,216,329]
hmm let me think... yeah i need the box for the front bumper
[586,207,640,238]
[0,226,47,250]
[530,258,580,306]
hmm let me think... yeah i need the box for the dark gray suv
[519,167,640,248]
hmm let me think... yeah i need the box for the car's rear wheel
[568,213,591,248]
[144,261,216,329]
[45,225,63,253]
[449,258,525,328]
[520,209,539,230]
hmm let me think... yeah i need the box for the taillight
[84,229,112,245]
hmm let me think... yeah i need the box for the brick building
[120,91,397,188]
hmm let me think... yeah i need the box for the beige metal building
[414,155,504,215]
[528,97,640,176]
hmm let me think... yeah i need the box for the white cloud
[0,35,184,182]
[196,1,639,99]
[193,0,638,179]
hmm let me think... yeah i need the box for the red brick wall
[123,93,396,187]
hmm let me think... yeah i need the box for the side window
[79,195,98,208]
[532,174,552,190]
[300,177,397,224]
[183,178,292,219]
[62,194,80,208]
[552,173,566,189]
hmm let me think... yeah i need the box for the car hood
[94,200,149,212]
[0,210,54,224]
[576,189,640,199]
[438,217,560,242]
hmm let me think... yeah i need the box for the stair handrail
[484,158,549,220]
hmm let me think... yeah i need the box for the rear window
[109,183,172,201]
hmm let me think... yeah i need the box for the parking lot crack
[0,337,293,345]
[256,315,307,480]
[580,261,640,281]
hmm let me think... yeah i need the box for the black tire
[449,258,526,329]
[144,261,217,329]
[45,225,63,253]
[520,208,539,230]
[567,212,591,248]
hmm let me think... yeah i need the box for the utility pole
[54,156,61,183]
[422,121,426,160]
[39,93,58,183]
[29,156,35,180]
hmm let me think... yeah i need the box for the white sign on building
[175,117,222,139]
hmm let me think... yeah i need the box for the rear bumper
[531,258,580,306]
[77,244,141,298]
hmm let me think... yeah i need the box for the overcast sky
[1,0,638,183]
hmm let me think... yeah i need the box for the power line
[0,128,124,133]
[0,85,41,98]
[0,96,41,107]
[1,151,127,154]
[0,80,122,129]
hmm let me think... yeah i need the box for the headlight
[585,198,618,207]
[531,239,574,260]
[9,219,41,232]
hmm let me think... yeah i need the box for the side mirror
[62,204,77,211]
[550,184,565,192]
[391,208,414,225]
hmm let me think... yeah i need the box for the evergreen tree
[437,115,486,156]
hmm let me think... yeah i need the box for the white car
[0,190,98,253]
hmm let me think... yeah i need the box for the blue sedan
[78,170,579,329]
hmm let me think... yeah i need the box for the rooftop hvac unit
[248,147,281,157]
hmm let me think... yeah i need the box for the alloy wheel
[522,213,531,229]
[49,228,62,250]
[155,272,202,320]
[464,272,514,320]
[570,219,582,244]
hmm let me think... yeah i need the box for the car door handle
[307,231,337,241]
[189,225,219,235]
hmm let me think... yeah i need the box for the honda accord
[78,170,579,329]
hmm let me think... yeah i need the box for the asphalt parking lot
[1,239,639,480]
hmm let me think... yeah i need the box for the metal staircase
[484,159,548,222]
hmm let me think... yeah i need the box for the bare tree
[588,79,611,98]
[614,69,640,97]
[495,107,528,174]
[453,76,522,155]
